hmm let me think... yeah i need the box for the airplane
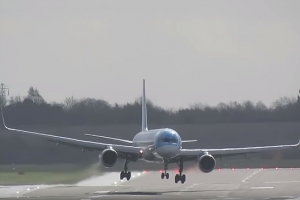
[1,79,300,184]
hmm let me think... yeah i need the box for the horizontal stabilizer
[84,133,133,144]
[182,140,197,143]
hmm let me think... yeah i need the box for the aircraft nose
[156,144,180,158]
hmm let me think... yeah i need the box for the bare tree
[272,97,297,109]
[27,87,45,104]
[63,96,77,110]
[255,101,268,111]
[8,95,23,105]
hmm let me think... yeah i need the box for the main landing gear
[175,157,186,184]
[120,158,131,180]
[161,160,169,179]
[160,158,186,183]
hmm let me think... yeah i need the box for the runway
[3,168,300,200]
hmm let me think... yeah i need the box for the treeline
[1,87,300,126]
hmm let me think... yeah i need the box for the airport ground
[2,167,300,200]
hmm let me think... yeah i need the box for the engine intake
[100,149,118,168]
[198,154,216,173]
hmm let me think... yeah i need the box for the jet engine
[198,153,216,173]
[99,149,118,168]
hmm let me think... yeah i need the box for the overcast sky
[1,0,299,109]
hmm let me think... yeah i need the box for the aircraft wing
[181,140,197,143]
[1,109,142,158]
[84,133,133,144]
[178,139,300,158]
[84,134,197,144]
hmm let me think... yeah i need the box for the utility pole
[0,83,9,108]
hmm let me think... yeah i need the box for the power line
[0,83,9,108]
[0,83,9,96]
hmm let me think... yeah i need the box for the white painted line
[251,186,274,190]
[94,191,109,194]
[177,184,199,195]
[265,180,300,184]
[242,169,263,183]
[89,195,109,198]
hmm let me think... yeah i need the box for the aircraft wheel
[166,173,169,179]
[126,171,131,180]
[175,174,179,183]
[120,171,125,180]
[181,174,186,184]
[161,173,165,179]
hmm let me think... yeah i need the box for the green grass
[0,163,103,185]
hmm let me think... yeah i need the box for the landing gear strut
[120,158,131,181]
[175,157,186,184]
[161,160,169,179]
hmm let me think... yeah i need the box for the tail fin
[142,79,148,131]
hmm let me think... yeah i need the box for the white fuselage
[132,128,182,163]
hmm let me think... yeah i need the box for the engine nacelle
[198,154,216,173]
[99,149,118,168]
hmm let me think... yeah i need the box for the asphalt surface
[2,167,300,200]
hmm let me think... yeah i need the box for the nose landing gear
[161,172,169,179]
[161,159,170,179]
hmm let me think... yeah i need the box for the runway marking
[177,183,199,195]
[242,169,263,183]
[94,191,110,194]
[250,186,273,190]
[89,195,109,199]
[217,197,243,200]
[265,180,300,184]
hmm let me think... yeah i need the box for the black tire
[120,171,124,180]
[181,174,186,184]
[127,171,131,180]
[161,173,165,179]
[175,174,179,183]
[166,173,169,179]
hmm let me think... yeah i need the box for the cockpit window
[157,130,179,144]
[170,138,178,143]
[158,136,178,143]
